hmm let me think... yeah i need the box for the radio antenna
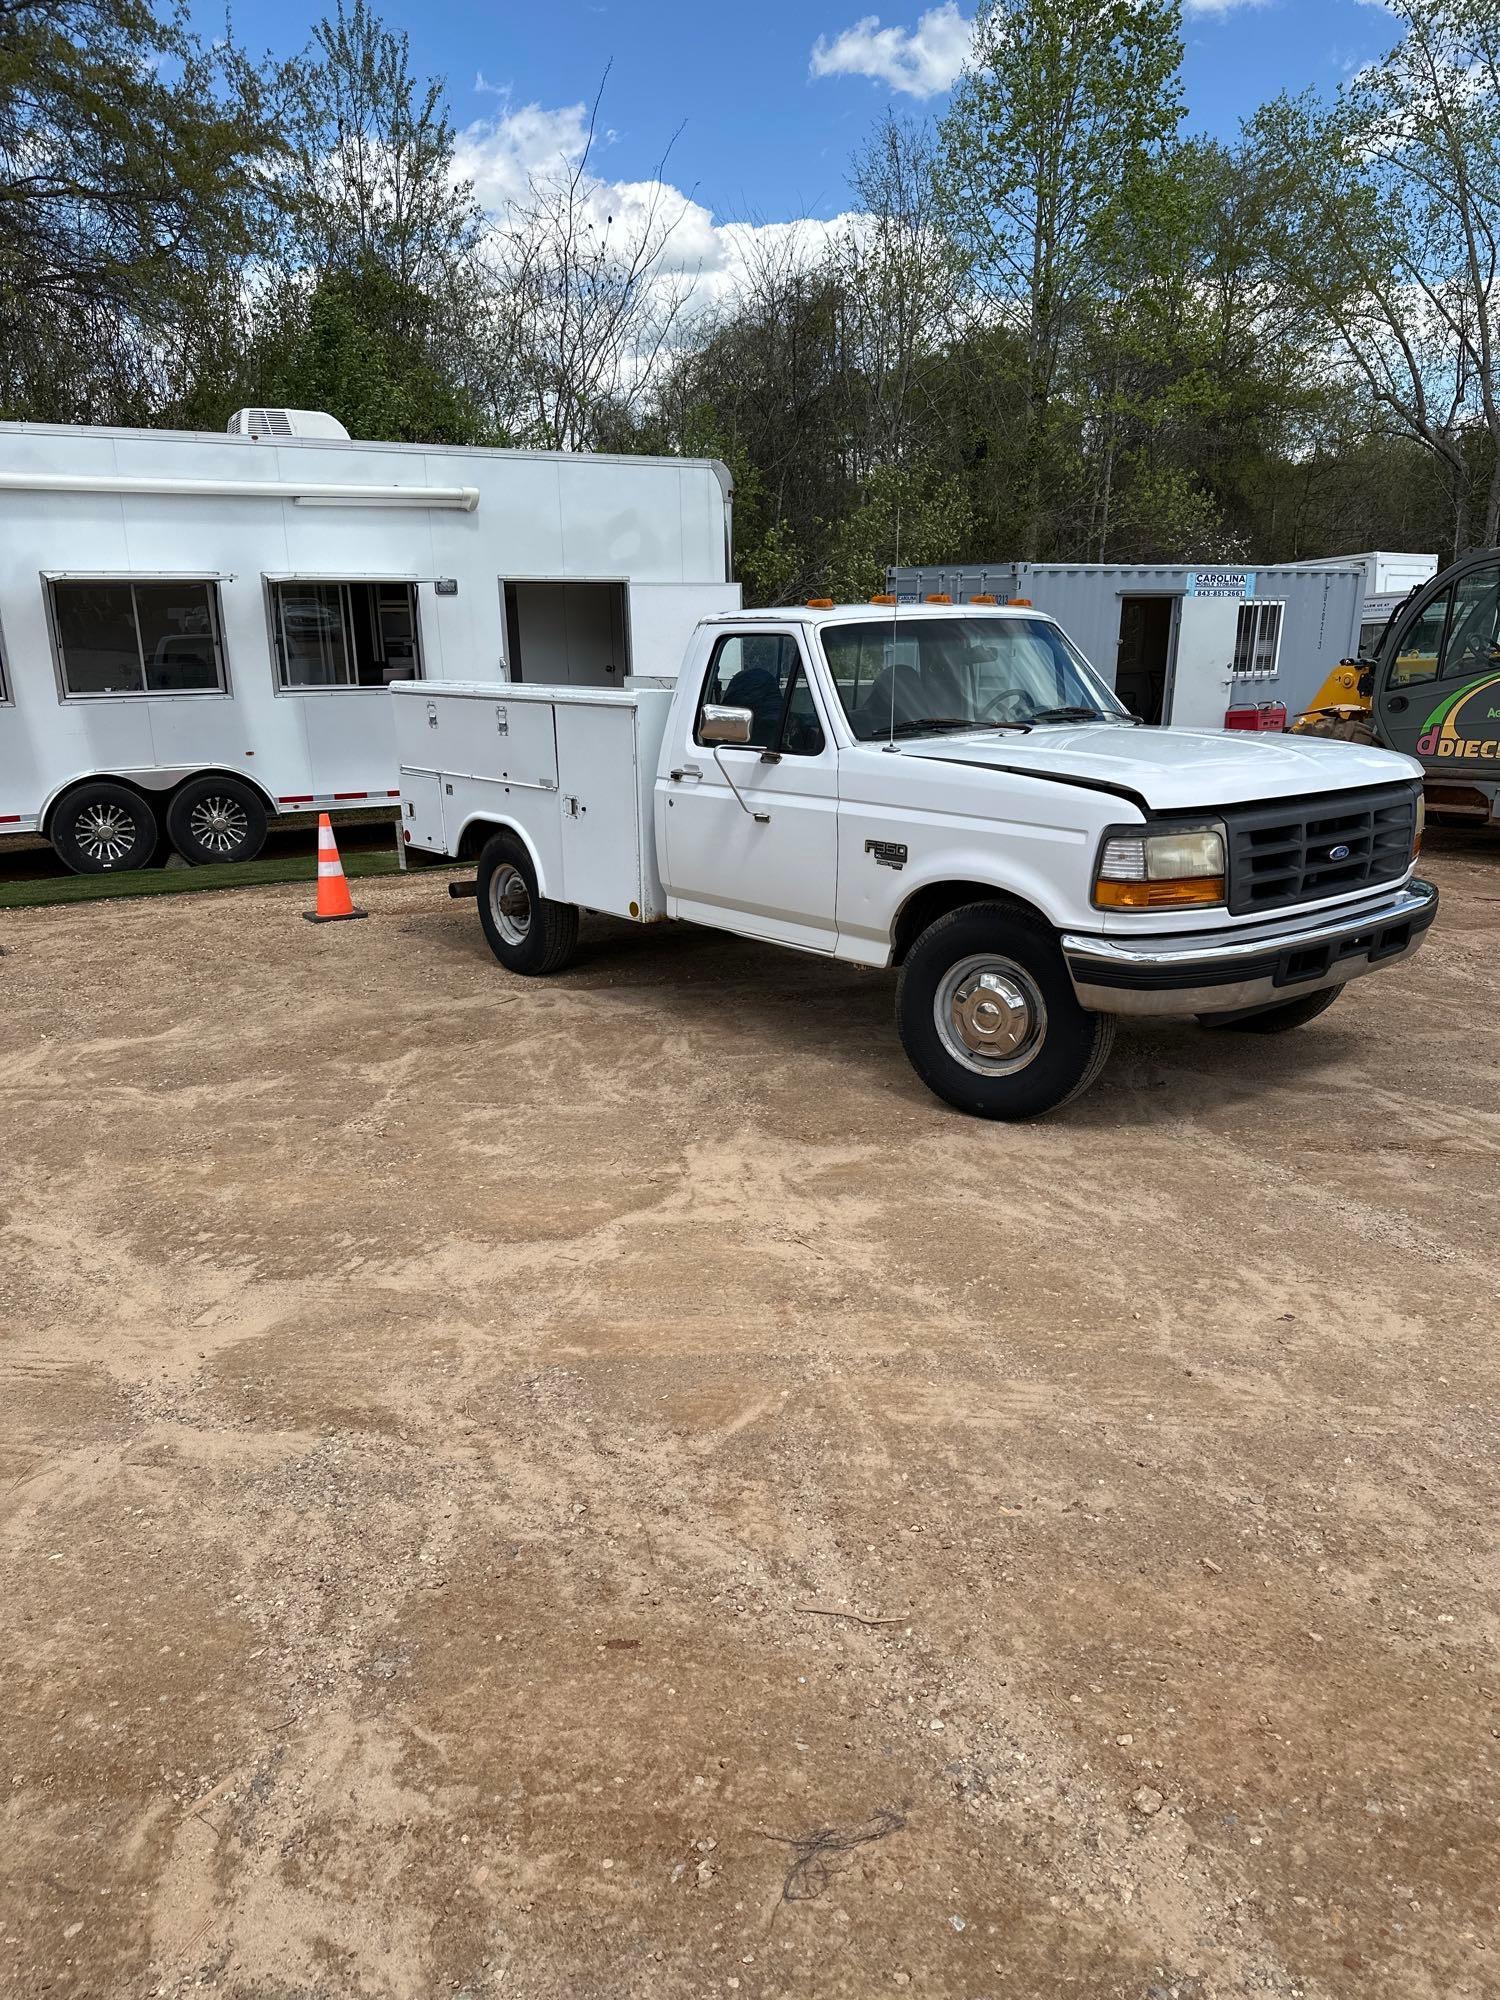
[888,502,901,749]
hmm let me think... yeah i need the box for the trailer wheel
[1198,985,1344,1033]
[476,834,579,975]
[166,777,268,865]
[896,903,1115,1119]
[50,782,159,874]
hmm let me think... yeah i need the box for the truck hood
[894,723,1422,812]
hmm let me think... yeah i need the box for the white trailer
[0,409,737,871]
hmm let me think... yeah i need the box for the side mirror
[700,704,753,745]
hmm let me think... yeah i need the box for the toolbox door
[552,700,645,919]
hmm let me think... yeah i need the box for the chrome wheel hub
[934,954,1047,1075]
[188,794,249,854]
[490,862,532,945]
[75,803,138,865]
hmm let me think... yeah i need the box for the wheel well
[42,768,276,835]
[890,880,1052,964]
[456,818,501,862]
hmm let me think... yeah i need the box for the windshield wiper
[1031,705,1142,725]
[884,717,984,738]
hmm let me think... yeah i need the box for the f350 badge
[865,838,908,870]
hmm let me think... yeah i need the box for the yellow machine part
[1296,664,1376,736]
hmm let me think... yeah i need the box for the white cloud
[809,3,974,98]
[454,95,861,320]
[1183,0,1270,15]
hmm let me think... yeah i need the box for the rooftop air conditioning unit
[226,408,351,441]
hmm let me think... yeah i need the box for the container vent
[226,408,351,441]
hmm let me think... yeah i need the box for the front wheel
[896,904,1116,1119]
[475,833,579,975]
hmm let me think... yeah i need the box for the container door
[1166,597,1240,729]
[1375,559,1500,777]
[553,701,644,919]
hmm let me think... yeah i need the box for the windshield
[819,616,1127,741]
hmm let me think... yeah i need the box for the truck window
[696,634,824,755]
[50,580,226,696]
[271,580,421,690]
[1438,566,1500,679]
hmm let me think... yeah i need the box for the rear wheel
[50,782,159,874]
[1198,985,1344,1033]
[896,903,1115,1119]
[166,777,268,865]
[475,833,579,975]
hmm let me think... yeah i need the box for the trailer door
[627,583,742,679]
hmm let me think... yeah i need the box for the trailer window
[271,581,421,689]
[51,580,225,696]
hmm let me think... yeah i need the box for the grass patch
[0,848,407,910]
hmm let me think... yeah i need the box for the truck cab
[398,602,1436,1120]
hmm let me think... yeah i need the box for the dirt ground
[2,838,1497,2000]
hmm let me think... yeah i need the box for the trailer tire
[166,777,268,865]
[50,782,159,874]
[476,833,579,976]
[1198,985,1344,1033]
[896,902,1116,1119]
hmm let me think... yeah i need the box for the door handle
[1386,694,1409,713]
[670,764,702,782]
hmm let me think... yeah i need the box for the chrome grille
[1225,783,1418,916]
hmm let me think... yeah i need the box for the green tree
[0,0,282,421]
[939,0,1186,557]
[1252,0,1500,554]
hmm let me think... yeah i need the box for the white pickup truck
[393,602,1437,1118]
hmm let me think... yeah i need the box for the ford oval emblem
[1328,843,1351,860]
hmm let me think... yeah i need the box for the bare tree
[1253,0,1500,552]
[485,76,698,452]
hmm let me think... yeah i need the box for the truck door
[660,628,839,951]
[1375,558,1500,777]
[1166,596,1240,728]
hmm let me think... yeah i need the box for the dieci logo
[1415,672,1500,760]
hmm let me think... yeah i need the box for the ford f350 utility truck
[394,603,1437,1119]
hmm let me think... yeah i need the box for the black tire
[50,782,159,874]
[475,832,579,975]
[1198,985,1344,1033]
[165,776,268,865]
[896,902,1116,1119]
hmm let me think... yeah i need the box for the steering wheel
[977,687,1032,723]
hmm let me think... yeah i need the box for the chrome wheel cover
[934,953,1048,1076]
[187,793,250,855]
[74,801,139,865]
[490,862,532,945]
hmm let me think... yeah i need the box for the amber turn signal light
[1095,877,1227,910]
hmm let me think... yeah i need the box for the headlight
[1094,825,1227,909]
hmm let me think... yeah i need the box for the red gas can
[1224,701,1288,732]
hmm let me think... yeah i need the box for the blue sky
[210,0,1406,257]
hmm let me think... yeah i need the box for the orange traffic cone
[303,813,368,924]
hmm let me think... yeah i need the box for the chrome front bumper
[1062,879,1439,1017]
